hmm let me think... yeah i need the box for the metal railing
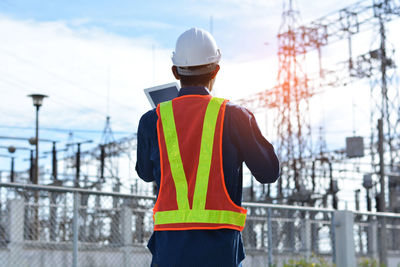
[353,210,400,265]
[0,182,155,267]
[242,202,337,266]
[1,182,400,267]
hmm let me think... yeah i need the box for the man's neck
[181,81,213,91]
[181,83,209,89]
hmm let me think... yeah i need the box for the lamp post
[27,94,47,241]
[27,94,48,185]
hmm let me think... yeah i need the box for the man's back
[136,86,279,267]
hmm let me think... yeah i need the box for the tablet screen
[144,83,180,108]
[148,86,179,107]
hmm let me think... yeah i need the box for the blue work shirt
[136,86,279,267]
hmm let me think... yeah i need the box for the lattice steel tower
[275,0,313,202]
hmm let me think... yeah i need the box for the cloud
[99,19,174,30]
[64,17,174,33]
[183,0,277,20]
[0,14,173,132]
[0,14,176,185]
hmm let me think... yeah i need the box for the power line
[0,76,108,119]
[0,125,133,135]
[0,46,138,113]
[0,74,140,127]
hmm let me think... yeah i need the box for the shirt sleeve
[228,103,280,184]
[135,110,157,182]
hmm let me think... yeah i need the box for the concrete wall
[387,252,400,267]
[0,246,152,267]
[1,243,400,267]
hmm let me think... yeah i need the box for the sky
[1,0,399,207]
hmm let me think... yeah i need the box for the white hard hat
[172,28,221,68]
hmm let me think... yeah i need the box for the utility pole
[10,157,14,183]
[366,189,372,211]
[355,189,360,211]
[52,142,57,180]
[75,143,81,188]
[378,118,388,266]
[68,140,92,188]
[100,145,105,182]
[378,119,385,211]
[6,146,16,183]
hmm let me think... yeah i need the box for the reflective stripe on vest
[154,97,246,228]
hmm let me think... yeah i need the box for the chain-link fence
[0,182,154,267]
[1,182,400,267]
[242,203,335,266]
[354,210,400,267]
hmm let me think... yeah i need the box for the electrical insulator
[331,180,339,194]
[10,157,14,183]
[363,174,373,189]
[100,145,105,181]
[375,195,381,212]
[52,142,57,180]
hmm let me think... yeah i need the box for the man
[136,28,279,267]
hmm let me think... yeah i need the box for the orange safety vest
[153,95,247,231]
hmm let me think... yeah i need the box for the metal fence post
[334,210,355,267]
[378,216,388,266]
[267,207,273,267]
[8,199,26,267]
[72,192,79,267]
[122,204,133,267]
[49,191,57,242]
[303,215,311,260]
[368,219,378,259]
[330,211,336,265]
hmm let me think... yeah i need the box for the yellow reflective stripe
[159,101,190,210]
[154,209,246,226]
[192,97,225,210]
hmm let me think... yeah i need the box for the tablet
[144,82,180,108]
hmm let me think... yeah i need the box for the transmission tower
[239,0,400,210]
[99,116,118,183]
[274,0,314,203]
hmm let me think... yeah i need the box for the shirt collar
[177,86,211,97]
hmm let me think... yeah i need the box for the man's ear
[172,66,180,80]
[211,64,220,79]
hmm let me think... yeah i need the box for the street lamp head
[28,94,48,107]
[29,137,37,145]
[8,146,16,153]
